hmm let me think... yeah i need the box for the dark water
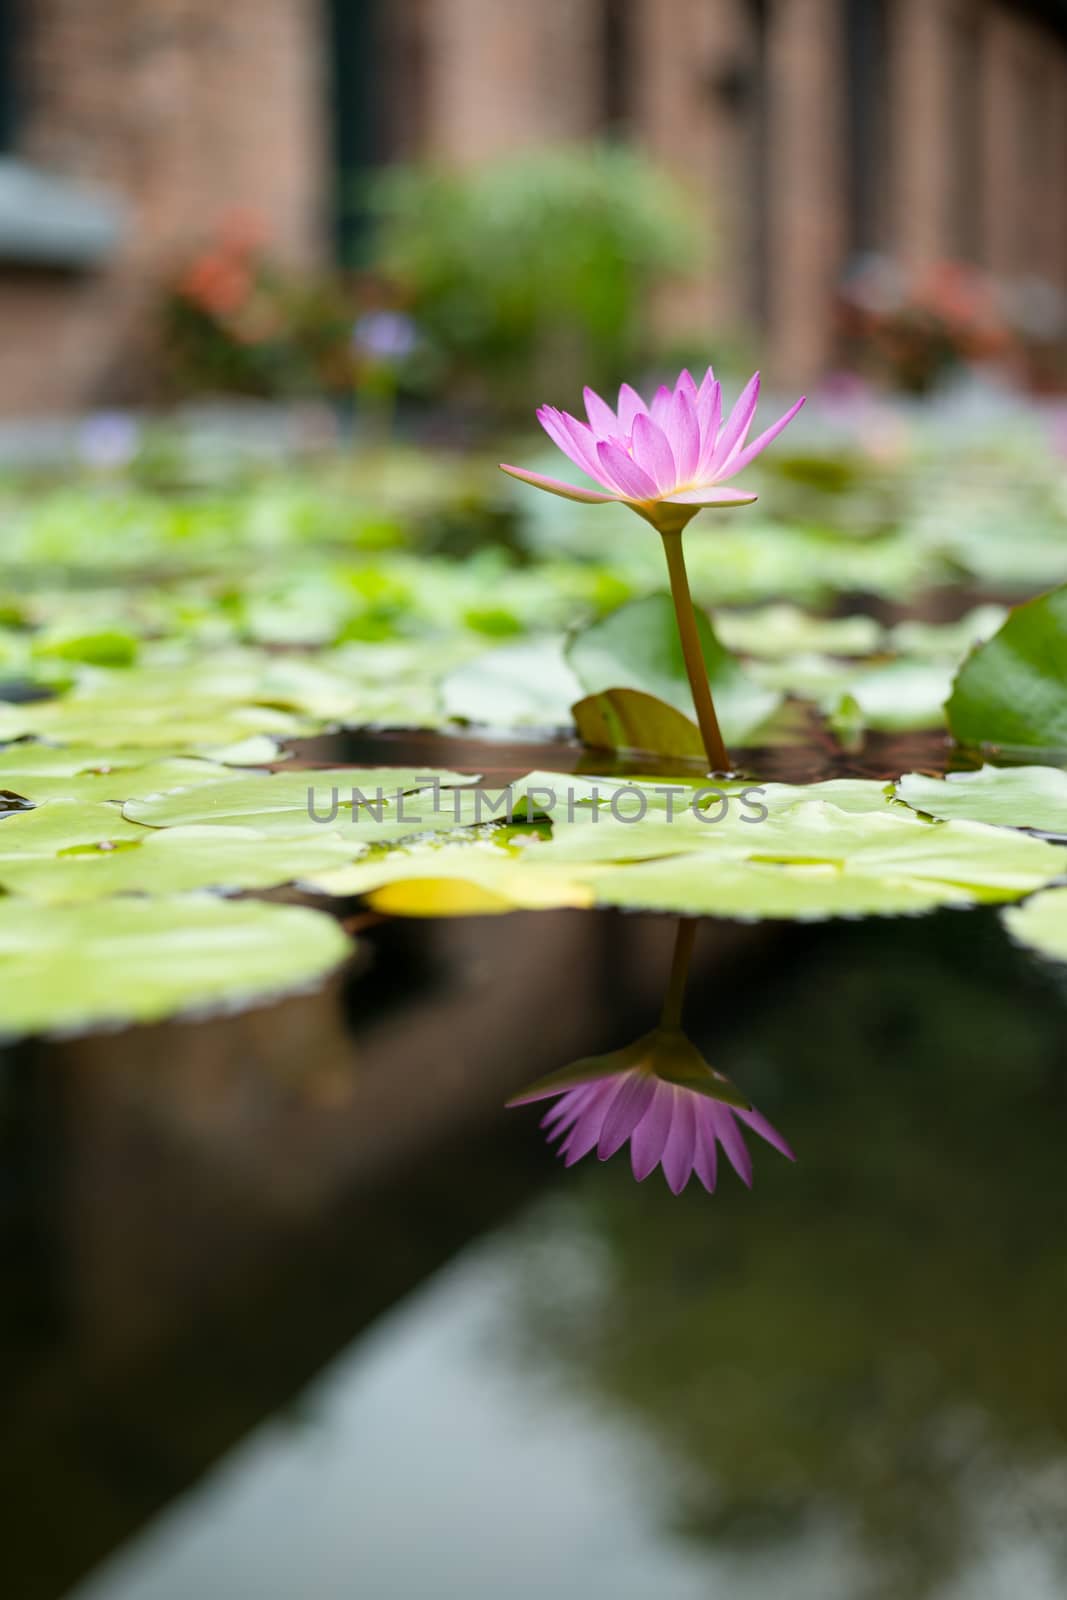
[3,895,1066,1600]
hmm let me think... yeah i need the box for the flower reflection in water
[509,920,795,1193]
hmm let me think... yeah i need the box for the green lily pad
[124,767,478,834]
[0,691,304,751]
[0,823,362,904]
[897,766,1067,836]
[947,584,1067,751]
[567,594,781,746]
[0,800,149,861]
[0,745,245,804]
[0,896,352,1039]
[305,774,1066,922]
[1003,888,1067,965]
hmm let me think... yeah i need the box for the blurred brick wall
[0,0,1062,412]
[1,0,328,413]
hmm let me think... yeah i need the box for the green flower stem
[659,529,730,773]
[660,918,697,1030]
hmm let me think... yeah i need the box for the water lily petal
[630,1080,675,1180]
[596,440,658,500]
[665,386,701,483]
[650,383,674,426]
[630,414,678,494]
[583,385,618,439]
[696,380,723,476]
[675,368,699,407]
[723,396,807,476]
[536,405,602,479]
[617,382,648,435]
[499,464,616,503]
[710,371,761,473]
[661,484,758,506]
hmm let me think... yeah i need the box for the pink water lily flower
[500,368,805,533]
[509,1027,795,1195]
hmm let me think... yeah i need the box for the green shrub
[367,144,701,413]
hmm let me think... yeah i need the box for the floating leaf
[897,766,1067,836]
[0,896,352,1039]
[1003,888,1067,965]
[947,584,1067,751]
[0,822,362,904]
[124,767,478,834]
[0,745,244,804]
[306,775,1066,922]
[0,800,148,862]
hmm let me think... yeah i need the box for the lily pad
[0,745,245,804]
[0,896,352,1039]
[305,775,1067,922]
[0,822,362,904]
[897,766,1067,836]
[124,767,478,834]
[1003,888,1067,965]
[947,584,1067,751]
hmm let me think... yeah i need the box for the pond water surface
[4,873,1066,1599]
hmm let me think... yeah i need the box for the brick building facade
[0,0,1063,413]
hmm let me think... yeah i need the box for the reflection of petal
[709,1103,754,1188]
[630,1081,675,1180]
[661,1090,698,1195]
[560,1081,617,1165]
[598,1073,657,1158]
[498,464,616,503]
[692,1105,719,1193]
[736,1104,797,1162]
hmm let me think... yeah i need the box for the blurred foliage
[366,145,700,414]
[163,214,360,400]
